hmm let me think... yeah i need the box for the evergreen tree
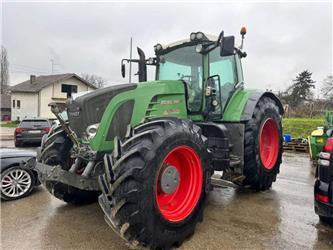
[287,70,315,107]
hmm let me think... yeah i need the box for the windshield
[158,45,203,112]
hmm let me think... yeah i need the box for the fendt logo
[69,111,80,117]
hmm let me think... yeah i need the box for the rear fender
[223,89,284,122]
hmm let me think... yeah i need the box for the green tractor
[309,111,333,167]
[36,28,284,248]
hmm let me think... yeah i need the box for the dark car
[0,149,39,200]
[14,118,51,147]
[314,137,333,224]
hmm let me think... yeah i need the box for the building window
[17,100,21,109]
[12,100,15,108]
[61,84,78,98]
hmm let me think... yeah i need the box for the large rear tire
[243,97,283,190]
[39,128,99,204]
[99,118,210,249]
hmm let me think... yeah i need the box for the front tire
[99,118,210,249]
[243,97,283,190]
[39,129,99,204]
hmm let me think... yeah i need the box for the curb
[0,135,14,141]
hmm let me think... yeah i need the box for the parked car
[314,137,333,224]
[0,149,39,200]
[14,118,51,147]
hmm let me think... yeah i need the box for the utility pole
[129,37,133,84]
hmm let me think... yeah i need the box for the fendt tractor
[35,27,284,249]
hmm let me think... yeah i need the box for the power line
[10,69,49,74]
[10,66,49,74]
[11,64,48,72]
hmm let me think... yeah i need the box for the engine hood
[67,83,137,138]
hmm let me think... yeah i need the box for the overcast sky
[2,1,332,95]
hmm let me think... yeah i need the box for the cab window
[209,48,237,108]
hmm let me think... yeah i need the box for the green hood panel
[90,80,187,151]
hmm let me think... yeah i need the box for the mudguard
[241,91,284,121]
[223,89,284,122]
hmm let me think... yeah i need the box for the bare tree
[1,46,10,94]
[321,75,333,100]
[81,73,105,88]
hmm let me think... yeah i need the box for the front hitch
[26,158,100,191]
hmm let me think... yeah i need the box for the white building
[10,73,96,120]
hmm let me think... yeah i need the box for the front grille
[67,84,137,138]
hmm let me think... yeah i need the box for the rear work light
[315,193,329,203]
[323,138,333,152]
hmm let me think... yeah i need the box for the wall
[11,92,38,121]
[52,78,93,99]
[39,84,54,118]
[39,77,95,119]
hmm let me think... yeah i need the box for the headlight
[154,43,162,52]
[196,32,204,40]
[190,32,196,41]
[86,123,99,138]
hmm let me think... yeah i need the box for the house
[10,73,97,121]
[0,93,11,121]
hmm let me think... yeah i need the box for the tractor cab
[122,28,247,120]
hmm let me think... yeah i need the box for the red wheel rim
[259,118,279,170]
[155,145,203,222]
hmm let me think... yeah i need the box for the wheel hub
[156,145,203,222]
[160,165,180,194]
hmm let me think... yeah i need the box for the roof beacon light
[240,27,247,36]
[240,26,247,50]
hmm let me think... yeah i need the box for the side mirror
[121,63,126,78]
[220,36,235,57]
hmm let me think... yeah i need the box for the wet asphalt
[1,150,333,249]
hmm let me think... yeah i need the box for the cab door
[209,48,238,112]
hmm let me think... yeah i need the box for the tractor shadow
[42,200,129,250]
